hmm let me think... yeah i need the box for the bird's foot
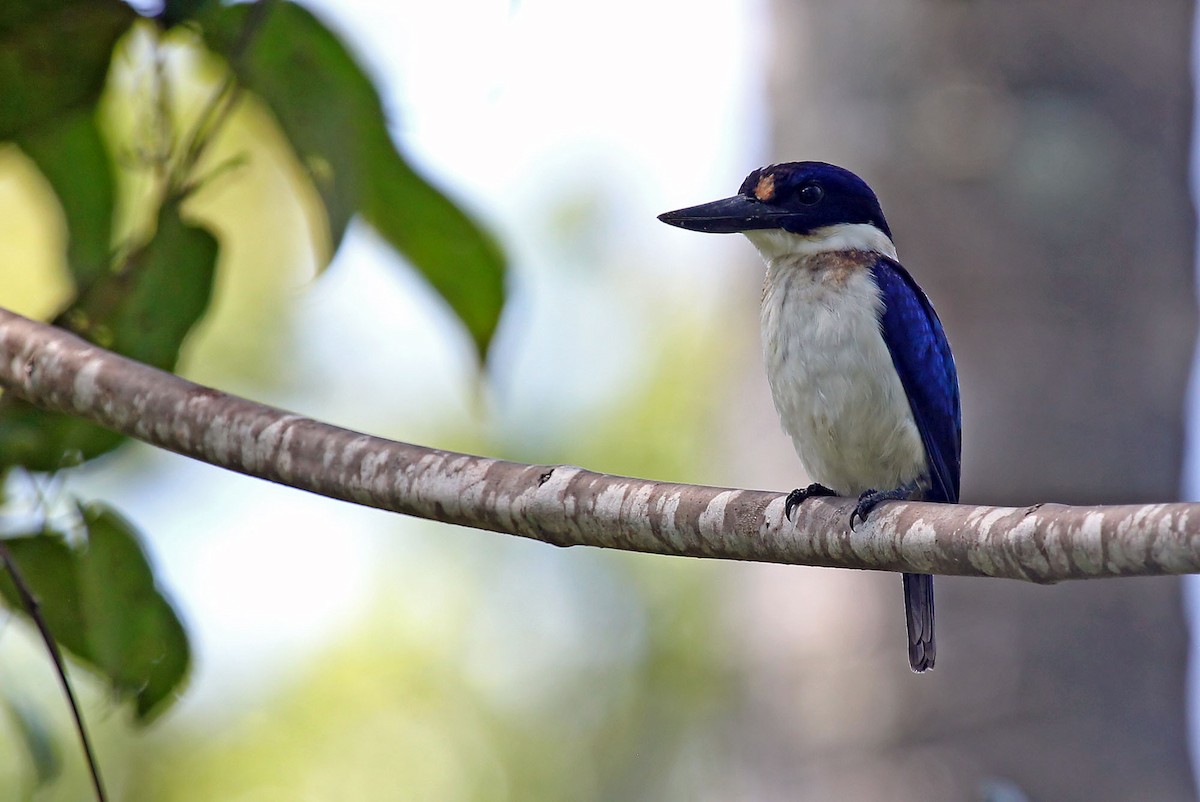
[849,481,921,530]
[784,483,838,521]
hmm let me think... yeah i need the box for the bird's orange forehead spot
[754,174,776,202]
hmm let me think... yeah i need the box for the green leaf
[199,2,506,360]
[0,0,135,138]
[15,110,115,286]
[0,504,191,722]
[0,202,220,470]
[160,0,218,28]
[0,406,125,473]
[0,533,88,650]
[358,129,506,362]
[198,2,365,253]
[85,199,220,370]
[75,503,190,721]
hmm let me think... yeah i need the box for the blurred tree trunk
[721,2,1198,799]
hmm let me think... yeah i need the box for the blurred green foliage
[0,0,509,791]
[2,695,61,791]
[14,111,114,285]
[199,1,506,360]
[0,0,134,138]
[0,201,219,470]
[0,504,189,722]
[122,560,730,802]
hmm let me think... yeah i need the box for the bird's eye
[798,183,823,205]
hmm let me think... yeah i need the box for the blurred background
[0,0,1197,799]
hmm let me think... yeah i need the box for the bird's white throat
[743,222,896,264]
[755,232,926,496]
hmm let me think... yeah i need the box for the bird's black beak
[657,195,785,233]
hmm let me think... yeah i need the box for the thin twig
[0,540,106,802]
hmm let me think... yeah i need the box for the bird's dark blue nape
[657,161,891,239]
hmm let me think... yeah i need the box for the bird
[658,161,960,672]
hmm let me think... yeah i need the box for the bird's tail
[902,572,935,672]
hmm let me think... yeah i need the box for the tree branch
[0,306,1196,583]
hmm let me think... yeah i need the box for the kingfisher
[658,161,961,672]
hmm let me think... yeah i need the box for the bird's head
[658,161,894,260]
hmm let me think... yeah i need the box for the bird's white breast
[751,228,927,496]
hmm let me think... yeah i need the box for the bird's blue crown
[738,162,892,239]
[658,161,892,239]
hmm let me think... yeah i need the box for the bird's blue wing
[870,257,961,503]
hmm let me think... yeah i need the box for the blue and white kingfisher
[658,161,961,672]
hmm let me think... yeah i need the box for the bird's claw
[850,482,921,530]
[784,482,837,521]
[849,489,882,530]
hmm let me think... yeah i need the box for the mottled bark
[0,307,1198,585]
